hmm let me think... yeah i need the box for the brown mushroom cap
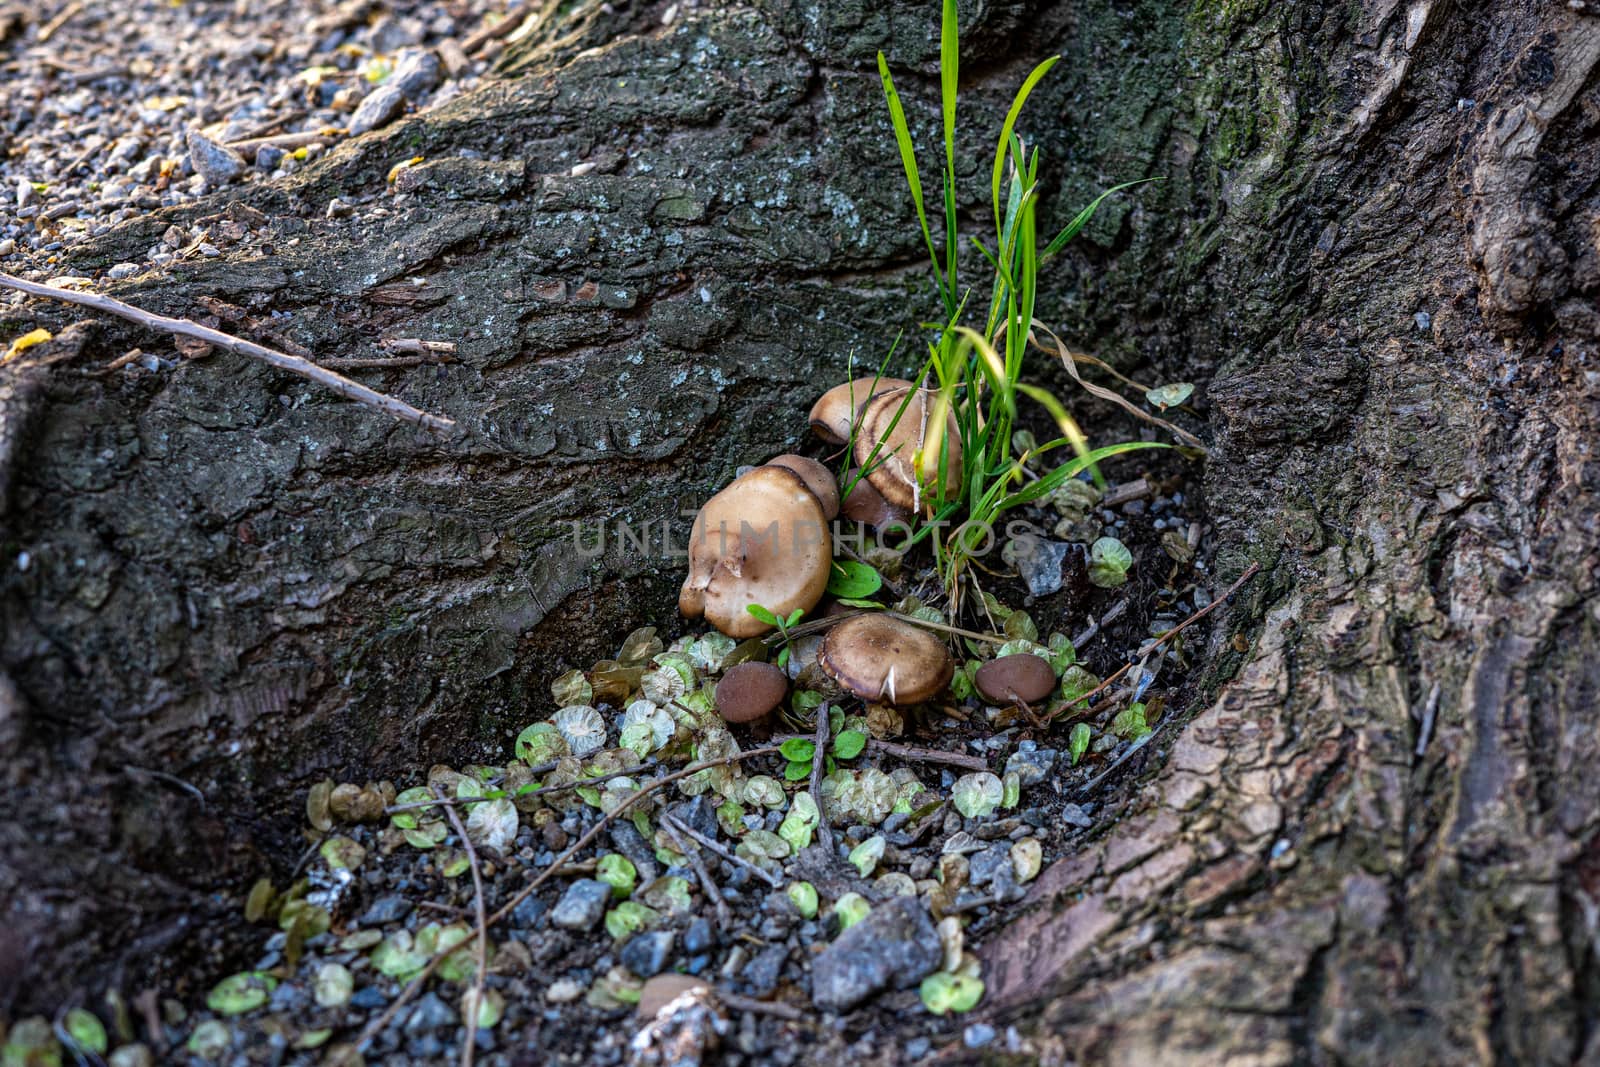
[636,974,711,1018]
[679,465,832,639]
[809,377,913,446]
[853,387,962,512]
[715,661,789,723]
[838,468,912,529]
[764,454,839,520]
[817,614,954,705]
[974,654,1056,705]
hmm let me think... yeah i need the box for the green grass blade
[940,0,960,317]
[996,441,1167,511]
[991,56,1058,241]
[878,51,944,305]
[1041,178,1159,258]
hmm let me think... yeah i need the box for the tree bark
[1,0,1596,1062]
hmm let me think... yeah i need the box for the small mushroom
[679,465,831,638]
[838,468,911,529]
[764,454,840,520]
[715,661,789,723]
[853,387,962,512]
[817,614,954,705]
[974,654,1055,706]
[809,376,913,445]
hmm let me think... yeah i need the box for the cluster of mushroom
[681,376,1044,725]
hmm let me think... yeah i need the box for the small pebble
[348,84,407,136]
[185,130,245,187]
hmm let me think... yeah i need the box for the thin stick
[870,740,987,772]
[771,734,989,773]
[661,814,782,890]
[0,273,457,435]
[716,991,806,1020]
[37,0,83,43]
[809,707,835,855]
[661,817,733,932]
[1046,561,1262,725]
[337,746,783,1062]
[433,786,487,1067]
[1071,598,1128,651]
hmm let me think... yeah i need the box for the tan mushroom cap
[679,465,831,639]
[809,376,913,446]
[974,654,1055,705]
[765,454,839,520]
[838,468,911,529]
[715,661,790,723]
[853,387,962,513]
[817,614,954,705]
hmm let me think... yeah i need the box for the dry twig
[661,814,783,890]
[661,817,734,932]
[809,707,835,855]
[433,786,488,1067]
[0,273,457,435]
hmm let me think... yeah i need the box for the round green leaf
[919,971,985,1014]
[205,971,277,1016]
[63,1008,107,1055]
[833,729,867,760]
[825,559,884,599]
[786,881,819,919]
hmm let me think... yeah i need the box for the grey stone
[550,879,611,930]
[348,84,407,136]
[968,844,1010,887]
[1059,803,1093,829]
[256,145,286,171]
[741,943,788,997]
[666,796,718,840]
[682,917,716,955]
[106,263,140,280]
[392,49,443,99]
[620,930,674,977]
[350,986,388,1009]
[608,821,660,882]
[185,130,245,187]
[359,894,412,925]
[405,992,458,1034]
[963,1023,997,1048]
[810,897,940,1011]
[1010,535,1071,597]
[1004,747,1057,787]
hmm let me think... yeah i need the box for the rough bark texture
[2,0,1597,1062]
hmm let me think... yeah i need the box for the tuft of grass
[866,1,1174,613]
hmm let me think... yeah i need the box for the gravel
[0,0,515,278]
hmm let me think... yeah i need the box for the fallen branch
[433,786,487,1067]
[0,273,457,435]
[870,740,988,773]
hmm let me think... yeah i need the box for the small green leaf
[1068,723,1092,766]
[604,902,660,941]
[745,604,781,627]
[849,835,885,877]
[206,972,277,1016]
[779,738,816,762]
[784,759,813,782]
[833,891,871,931]
[1088,536,1133,588]
[951,772,1004,819]
[836,597,882,609]
[63,1008,107,1055]
[787,881,820,919]
[777,647,791,670]
[920,971,985,1014]
[833,729,868,760]
[779,792,820,851]
[1111,702,1152,741]
[826,560,884,599]
[597,854,637,898]
[1145,382,1195,410]
[786,607,806,626]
